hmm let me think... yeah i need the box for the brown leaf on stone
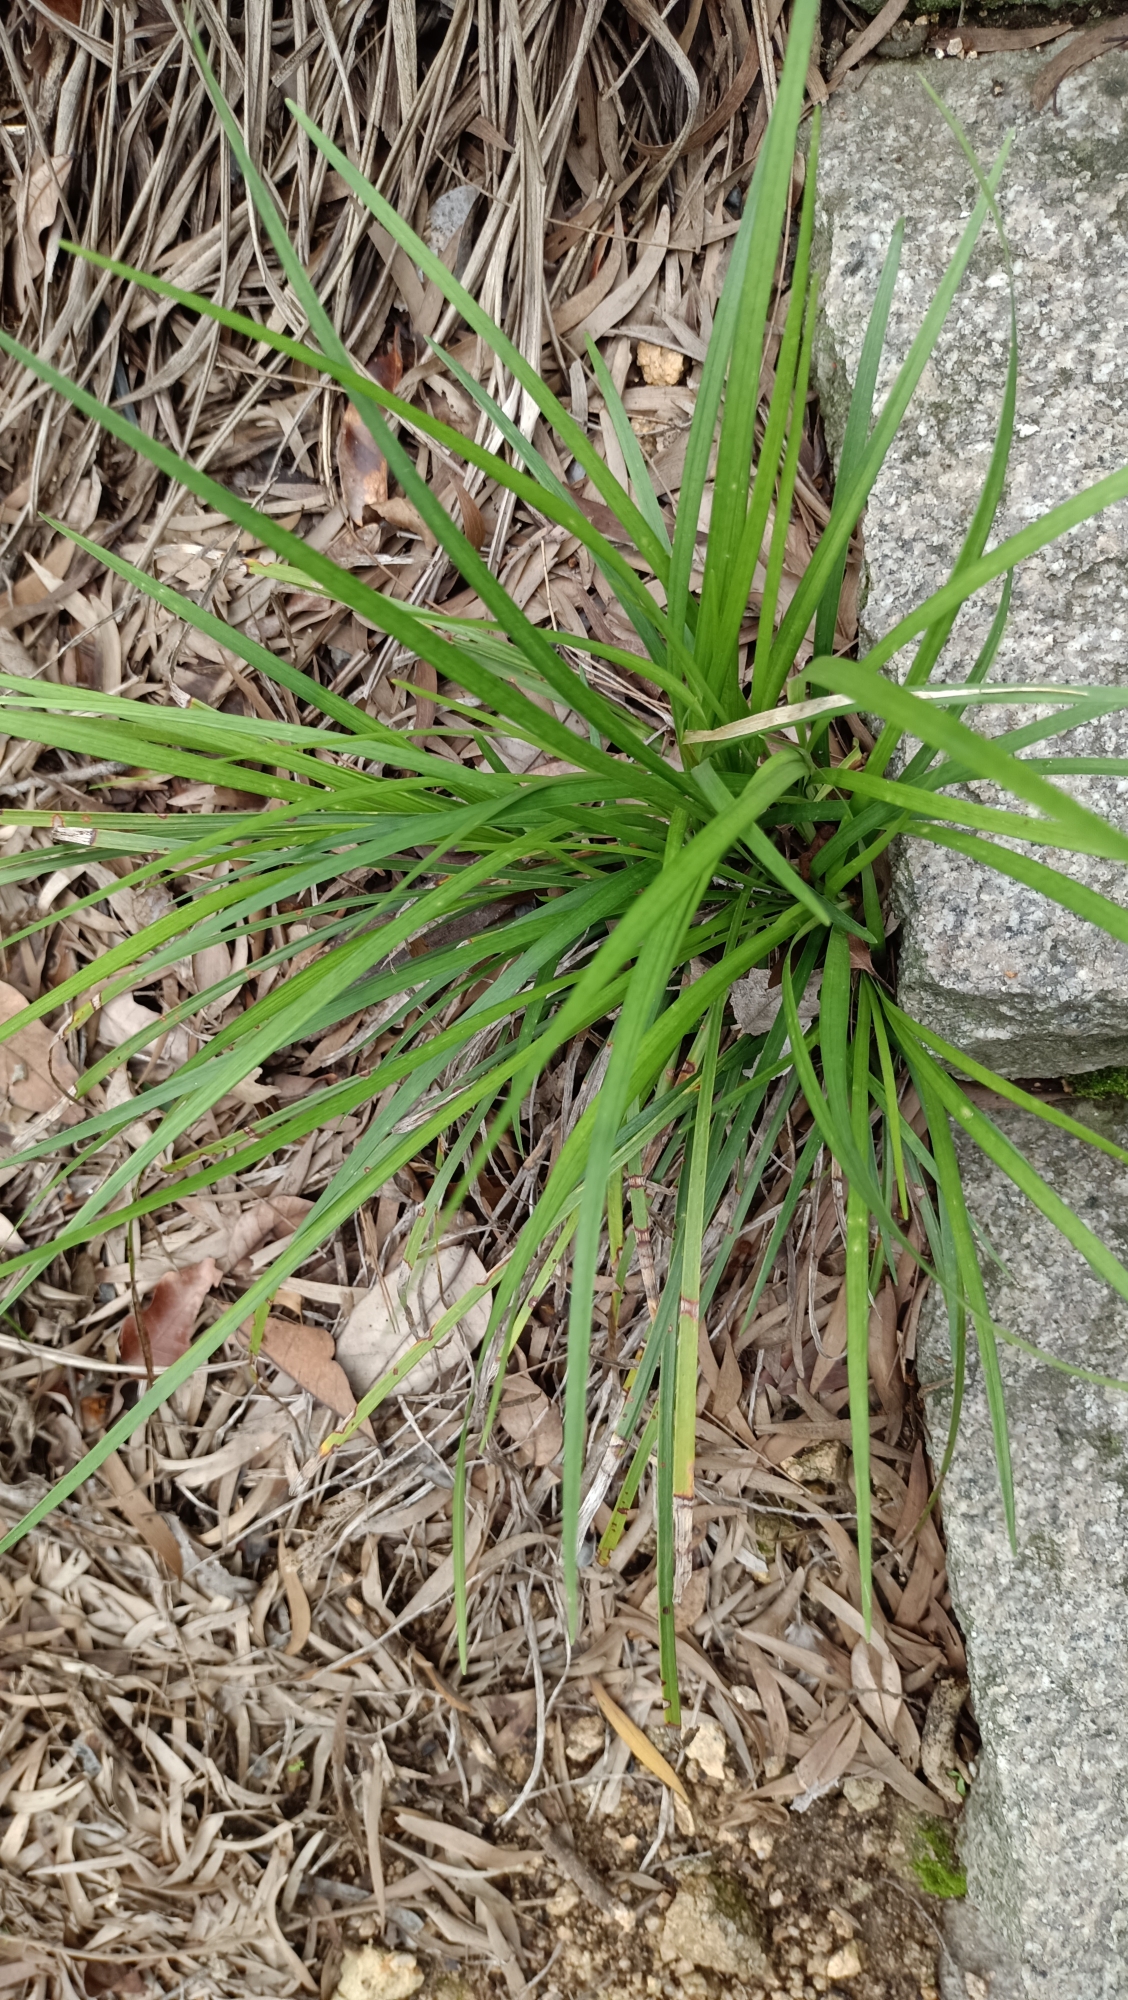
[948,21,1069,51]
[1031,21,1128,110]
[827,0,909,92]
[119,1259,222,1372]
[497,1374,563,1467]
[338,403,388,521]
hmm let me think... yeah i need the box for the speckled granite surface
[919,1104,1128,1997]
[815,50,1128,1077]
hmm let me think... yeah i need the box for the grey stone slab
[918,1103,1128,1997]
[939,1901,1023,2000]
[814,51,1128,1076]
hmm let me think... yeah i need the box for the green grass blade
[668,0,819,673]
[586,337,672,554]
[895,1032,1015,1546]
[749,279,820,712]
[812,222,903,659]
[847,977,874,1630]
[711,114,822,699]
[765,136,1013,705]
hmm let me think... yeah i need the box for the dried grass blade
[588,1676,688,1801]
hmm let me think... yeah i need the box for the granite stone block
[815,51,1128,1075]
[919,1104,1128,1996]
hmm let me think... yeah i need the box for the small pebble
[825,1942,862,1980]
[636,341,684,387]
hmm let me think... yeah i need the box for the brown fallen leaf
[827,0,909,91]
[497,1373,563,1467]
[868,1279,904,1430]
[338,402,388,521]
[119,1258,222,1373]
[278,1534,311,1656]
[944,21,1069,51]
[789,1708,864,1801]
[893,1439,948,1571]
[0,980,78,1121]
[1032,22,1128,110]
[12,155,72,314]
[97,1451,183,1578]
[851,1637,902,1738]
[377,496,436,548]
[395,1811,538,1869]
[589,1678,688,1801]
[94,991,192,1066]
[250,1315,374,1437]
[219,1195,313,1273]
[452,479,487,551]
[896,1543,936,1631]
[711,1333,744,1422]
[640,1566,707,1632]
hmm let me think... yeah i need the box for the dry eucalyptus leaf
[730,968,821,1039]
[377,496,435,548]
[0,980,78,1125]
[851,1636,903,1738]
[868,1279,904,1426]
[334,1242,491,1399]
[338,403,388,522]
[589,1677,688,1801]
[497,1373,563,1467]
[97,1450,183,1578]
[641,1567,707,1631]
[278,1534,311,1658]
[790,1709,864,1804]
[95,992,192,1066]
[453,479,487,550]
[13,154,71,313]
[119,1259,222,1373]
[252,1315,374,1436]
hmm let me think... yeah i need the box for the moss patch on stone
[1067,1066,1128,1102]
[911,1819,967,1901]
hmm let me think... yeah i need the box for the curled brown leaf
[119,1258,222,1372]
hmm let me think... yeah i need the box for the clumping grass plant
[5,0,1128,1712]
